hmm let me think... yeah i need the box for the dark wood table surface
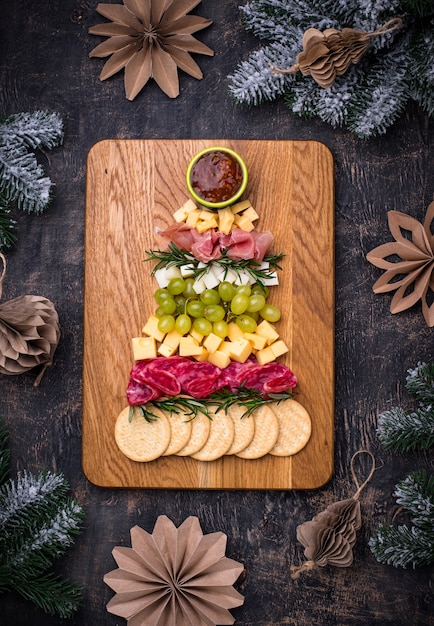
[1,2,433,625]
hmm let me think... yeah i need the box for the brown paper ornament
[0,253,60,386]
[104,515,245,625]
[290,451,376,578]
[89,0,214,100]
[273,18,402,89]
[366,201,434,327]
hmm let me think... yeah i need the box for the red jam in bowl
[190,150,244,204]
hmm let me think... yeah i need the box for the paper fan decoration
[366,201,434,327]
[0,253,60,386]
[290,451,376,578]
[104,515,245,625]
[89,0,214,100]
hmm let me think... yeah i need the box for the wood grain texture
[82,139,334,489]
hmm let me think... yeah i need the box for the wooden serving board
[82,139,334,489]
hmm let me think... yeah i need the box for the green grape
[213,320,228,338]
[200,289,221,305]
[235,284,252,296]
[157,296,176,314]
[259,303,281,322]
[167,277,186,295]
[218,281,236,302]
[247,294,266,312]
[182,278,196,299]
[193,317,212,335]
[236,314,257,333]
[175,313,192,335]
[174,295,186,311]
[249,310,259,321]
[230,293,249,315]
[158,314,176,333]
[187,299,205,318]
[154,288,171,304]
[204,304,225,322]
[252,284,269,297]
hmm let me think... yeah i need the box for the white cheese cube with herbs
[154,266,182,288]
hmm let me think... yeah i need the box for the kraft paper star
[366,202,434,327]
[104,515,245,625]
[89,0,213,100]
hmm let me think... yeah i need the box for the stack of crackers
[115,399,311,463]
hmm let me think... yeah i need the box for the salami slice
[126,379,161,405]
[241,362,297,395]
[178,361,221,398]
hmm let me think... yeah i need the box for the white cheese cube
[193,277,206,294]
[261,271,279,286]
[180,264,196,277]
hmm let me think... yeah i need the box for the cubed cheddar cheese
[244,332,268,351]
[227,322,244,342]
[189,328,204,344]
[218,207,235,234]
[218,341,233,355]
[256,320,279,345]
[159,329,182,354]
[228,337,252,363]
[203,333,223,354]
[185,209,201,227]
[231,200,251,214]
[172,199,198,222]
[255,346,275,365]
[242,206,259,222]
[269,339,289,358]
[142,315,165,342]
[158,342,177,358]
[179,336,203,357]
[234,213,255,232]
[132,336,157,361]
[192,346,209,361]
[196,217,218,233]
[207,350,231,369]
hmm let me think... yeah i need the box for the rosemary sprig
[209,386,294,418]
[133,387,294,422]
[144,242,285,288]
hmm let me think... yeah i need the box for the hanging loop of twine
[368,17,403,38]
[0,252,6,300]
[351,450,376,500]
[290,560,316,579]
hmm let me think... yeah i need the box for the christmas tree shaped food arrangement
[114,147,312,463]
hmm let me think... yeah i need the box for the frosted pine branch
[369,523,434,568]
[395,471,434,528]
[0,111,63,151]
[0,470,68,531]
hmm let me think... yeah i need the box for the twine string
[368,17,403,38]
[290,560,316,579]
[351,449,376,501]
[0,252,6,300]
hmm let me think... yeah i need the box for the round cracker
[191,409,235,461]
[115,406,171,462]
[161,409,193,456]
[225,404,256,455]
[268,399,312,457]
[176,412,211,456]
[236,405,279,459]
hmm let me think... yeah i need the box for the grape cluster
[154,277,281,337]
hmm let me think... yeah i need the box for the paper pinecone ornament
[0,253,60,385]
[275,18,402,89]
[89,0,214,100]
[104,515,245,625]
[366,201,434,327]
[290,451,376,578]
